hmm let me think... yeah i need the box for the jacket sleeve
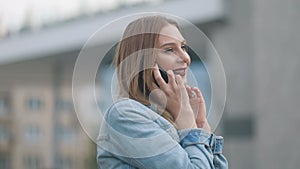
[97,99,228,169]
[178,128,228,169]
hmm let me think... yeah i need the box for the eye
[164,48,174,53]
[181,45,188,52]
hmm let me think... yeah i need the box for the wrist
[176,122,197,130]
[197,120,211,133]
[175,108,197,130]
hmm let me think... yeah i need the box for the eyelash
[164,45,188,53]
[165,48,174,52]
[181,45,188,51]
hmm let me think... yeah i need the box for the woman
[97,15,228,169]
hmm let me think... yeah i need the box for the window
[26,96,44,112]
[56,99,73,113]
[223,115,255,138]
[0,94,10,115]
[56,127,77,142]
[24,125,43,143]
[23,155,42,169]
[0,154,10,169]
[0,127,10,142]
[55,156,73,169]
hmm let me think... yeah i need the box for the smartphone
[153,68,169,87]
[138,68,168,96]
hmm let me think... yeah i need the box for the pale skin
[151,24,211,132]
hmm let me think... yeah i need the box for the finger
[166,70,177,89]
[185,84,191,90]
[191,87,199,96]
[191,87,205,102]
[153,64,168,90]
[186,86,197,99]
[185,86,194,98]
[175,75,183,87]
[175,75,187,93]
[149,88,167,108]
[149,82,159,90]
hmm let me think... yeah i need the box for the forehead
[159,24,185,44]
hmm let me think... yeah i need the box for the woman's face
[156,24,191,83]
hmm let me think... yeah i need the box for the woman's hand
[150,64,197,130]
[186,86,211,133]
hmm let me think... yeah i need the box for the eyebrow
[159,40,187,48]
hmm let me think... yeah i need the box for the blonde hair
[114,15,180,124]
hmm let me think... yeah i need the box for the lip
[172,68,187,76]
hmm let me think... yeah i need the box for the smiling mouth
[172,68,186,76]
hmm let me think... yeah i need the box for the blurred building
[0,0,224,169]
[1,0,300,169]
[0,57,93,169]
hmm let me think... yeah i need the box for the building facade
[1,0,300,169]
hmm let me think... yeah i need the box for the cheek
[156,56,177,70]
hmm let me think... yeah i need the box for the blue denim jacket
[97,98,228,169]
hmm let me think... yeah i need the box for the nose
[177,49,190,65]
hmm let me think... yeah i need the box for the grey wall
[254,0,300,168]
[209,0,300,168]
